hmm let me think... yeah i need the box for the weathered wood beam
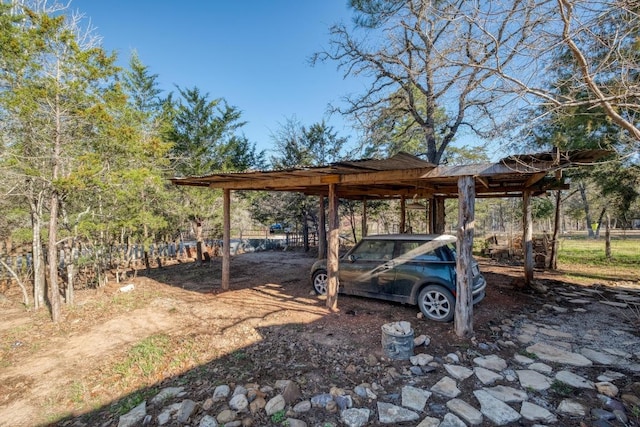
[222,189,231,291]
[455,176,475,338]
[524,172,547,188]
[523,190,534,286]
[327,184,339,311]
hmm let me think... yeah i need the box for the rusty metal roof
[171,149,611,199]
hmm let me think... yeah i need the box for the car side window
[352,240,395,260]
[397,241,441,261]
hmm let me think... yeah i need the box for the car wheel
[312,269,328,295]
[418,285,455,322]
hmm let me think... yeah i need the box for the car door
[339,239,396,295]
[385,239,453,299]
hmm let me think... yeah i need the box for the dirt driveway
[0,250,638,426]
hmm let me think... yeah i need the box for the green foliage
[270,409,287,424]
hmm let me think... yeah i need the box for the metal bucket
[381,323,414,360]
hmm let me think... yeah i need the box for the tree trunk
[303,212,310,252]
[64,243,74,304]
[454,176,475,338]
[595,207,606,239]
[29,189,46,310]
[195,219,203,266]
[605,213,611,260]
[578,182,595,238]
[48,190,61,322]
[549,190,561,270]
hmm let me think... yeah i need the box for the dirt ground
[0,249,638,427]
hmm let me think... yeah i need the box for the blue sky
[71,1,362,157]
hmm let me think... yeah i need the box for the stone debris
[106,285,640,427]
[381,320,412,336]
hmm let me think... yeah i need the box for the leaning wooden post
[222,188,231,291]
[327,184,339,311]
[523,190,534,286]
[455,176,475,338]
[318,196,326,259]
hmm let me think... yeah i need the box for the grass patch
[520,350,538,360]
[550,380,574,396]
[113,334,170,382]
[270,409,287,424]
[110,388,157,416]
[558,237,640,267]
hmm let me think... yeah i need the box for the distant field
[558,235,640,265]
[556,233,640,283]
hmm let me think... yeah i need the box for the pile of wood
[483,234,553,269]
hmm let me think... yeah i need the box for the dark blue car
[310,234,486,322]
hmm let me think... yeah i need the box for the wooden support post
[327,184,339,311]
[362,198,368,238]
[222,188,231,290]
[435,197,446,234]
[400,196,406,233]
[523,190,533,286]
[318,196,326,259]
[455,176,475,338]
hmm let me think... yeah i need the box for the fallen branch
[0,258,30,306]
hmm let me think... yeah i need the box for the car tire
[312,269,328,295]
[418,285,455,322]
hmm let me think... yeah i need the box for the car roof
[361,234,456,242]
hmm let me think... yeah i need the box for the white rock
[520,401,557,423]
[265,394,286,416]
[526,342,592,366]
[430,376,461,398]
[528,362,553,374]
[118,401,146,427]
[555,370,594,389]
[377,402,419,423]
[474,355,508,371]
[557,399,587,416]
[474,367,503,385]
[484,385,528,402]
[446,398,483,425]
[416,416,440,427]
[473,390,521,425]
[444,364,474,380]
[439,412,467,427]
[513,354,534,365]
[517,370,553,391]
[401,385,431,411]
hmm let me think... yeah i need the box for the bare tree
[312,0,546,164]
[456,0,640,145]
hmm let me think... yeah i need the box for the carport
[171,149,609,337]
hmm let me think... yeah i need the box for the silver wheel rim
[422,290,451,320]
[313,273,328,295]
